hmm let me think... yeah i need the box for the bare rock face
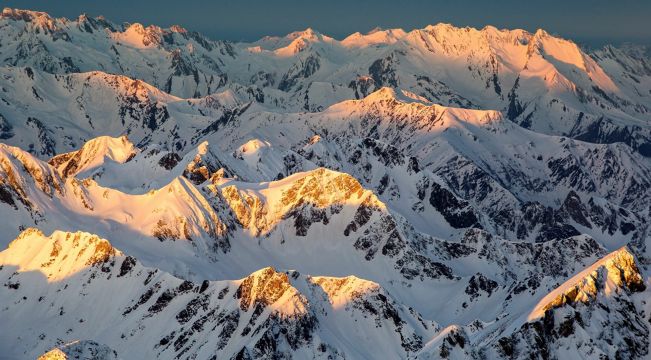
[236,267,297,311]
[428,181,480,229]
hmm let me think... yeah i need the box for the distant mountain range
[0,7,650,360]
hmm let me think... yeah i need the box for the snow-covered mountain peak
[0,142,63,200]
[528,246,644,321]
[115,23,161,48]
[335,86,503,128]
[49,135,137,178]
[169,24,188,34]
[1,8,54,24]
[282,27,327,44]
[422,22,458,33]
[339,22,537,51]
[260,167,371,208]
[309,274,381,306]
[341,27,407,48]
[528,28,587,68]
[290,27,320,39]
[1,228,120,281]
[484,246,650,359]
[420,22,501,45]
[0,8,77,40]
[237,139,269,154]
[272,28,334,57]
[233,139,274,168]
[38,341,119,360]
[236,266,308,316]
[195,140,210,155]
[360,87,427,104]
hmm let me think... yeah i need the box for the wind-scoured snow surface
[1,7,651,359]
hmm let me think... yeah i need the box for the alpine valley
[1,7,651,360]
